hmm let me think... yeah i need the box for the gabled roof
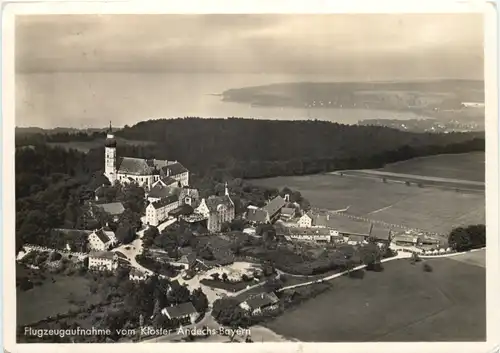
[148,184,176,199]
[92,229,111,244]
[95,202,125,216]
[169,204,194,217]
[162,162,188,177]
[158,176,178,186]
[89,251,116,260]
[348,234,366,242]
[313,214,329,227]
[117,157,156,175]
[245,208,268,223]
[369,225,392,241]
[179,188,199,200]
[245,292,279,310]
[262,196,286,216]
[281,207,295,216]
[151,194,179,209]
[205,195,234,212]
[163,302,197,318]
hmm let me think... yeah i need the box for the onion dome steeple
[105,121,117,148]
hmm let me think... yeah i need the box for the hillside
[112,118,484,179]
[221,80,484,121]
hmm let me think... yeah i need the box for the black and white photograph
[2,1,499,351]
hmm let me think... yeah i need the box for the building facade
[88,252,118,272]
[195,184,235,232]
[145,194,180,226]
[103,124,189,190]
[88,228,118,251]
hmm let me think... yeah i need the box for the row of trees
[448,224,486,252]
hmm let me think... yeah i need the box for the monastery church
[103,124,189,190]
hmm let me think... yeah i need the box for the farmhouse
[347,234,368,245]
[103,124,189,189]
[95,202,125,222]
[297,213,313,227]
[245,208,270,225]
[146,194,180,226]
[88,228,118,251]
[240,292,280,316]
[368,226,393,246]
[195,184,235,232]
[261,196,286,223]
[161,302,199,324]
[393,234,420,246]
[88,251,118,272]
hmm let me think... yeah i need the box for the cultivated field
[250,153,485,235]
[17,275,102,326]
[251,174,484,235]
[265,255,486,341]
[378,152,485,182]
[447,249,486,268]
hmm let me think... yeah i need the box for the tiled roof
[206,195,234,212]
[169,204,194,217]
[152,159,170,169]
[151,194,179,209]
[148,184,176,199]
[348,234,366,243]
[159,176,178,186]
[163,302,197,318]
[313,214,329,227]
[281,207,295,216]
[162,162,188,177]
[245,208,269,223]
[117,157,156,175]
[95,202,125,216]
[369,225,392,241]
[262,196,286,217]
[89,251,116,260]
[245,292,279,311]
[93,229,111,244]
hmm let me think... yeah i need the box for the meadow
[265,254,486,341]
[17,274,102,326]
[377,152,485,182]
[250,153,485,235]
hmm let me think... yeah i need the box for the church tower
[104,121,117,184]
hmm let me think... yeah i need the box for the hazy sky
[16,14,484,76]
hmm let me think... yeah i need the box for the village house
[392,234,420,246]
[261,196,286,223]
[239,292,280,316]
[368,225,393,247]
[195,184,235,232]
[87,228,118,251]
[161,302,199,324]
[88,251,119,272]
[245,208,269,225]
[146,183,177,203]
[103,124,189,190]
[178,187,200,207]
[347,234,368,245]
[94,202,125,222]
[129,268,149,281]
[297,212,313,227]
[296,212,332,228]
[145,194,180,226]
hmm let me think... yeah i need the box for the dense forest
[17,118,484,179]
[114,118,484,178]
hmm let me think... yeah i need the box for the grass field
[378,152,485,182]
[17,275,102,326]
[447,249,486,268]
[265,255,486,341]
[250,153,485,235]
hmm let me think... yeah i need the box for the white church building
[103,124,189,190]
